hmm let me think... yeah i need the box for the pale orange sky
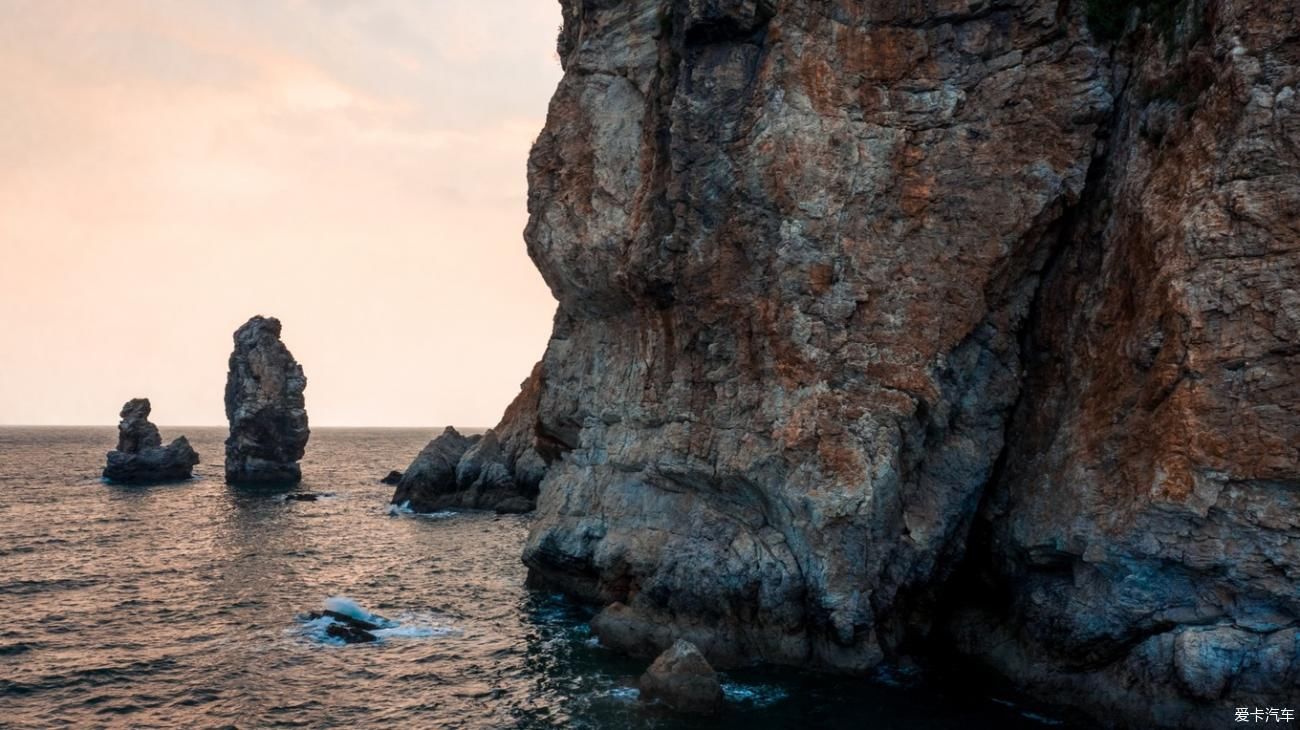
[0,1,563,426]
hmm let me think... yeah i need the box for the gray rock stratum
[496,0,1300,727]
[102,398,199,484]
[224,316,310,485]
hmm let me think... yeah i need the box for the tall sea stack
[500,0,1299,727]
[224,316,309,485]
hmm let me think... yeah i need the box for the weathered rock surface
[389,364,549,513]
[391,426,478,510]
[946,1,1300,725]
[506,0,1299,727]
[380,470,404,486]
[102,398,199,484]
[639,639,723,714]
[224,316,310,485]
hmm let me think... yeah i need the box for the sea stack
[102,398,199,484]
[224,315,309,485]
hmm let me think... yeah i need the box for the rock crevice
[476,0,1297,726]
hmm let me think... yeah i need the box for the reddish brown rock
[497,0,1297,727]
[949,1,1300,726]
[524,0,1110,673]
[639,639,723,714]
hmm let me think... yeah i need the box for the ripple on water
[0,427,1083,730]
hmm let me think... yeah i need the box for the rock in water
[224,316,309,485]
[325,621,376,644]
[639,640,723,714]
[390,426,477,511]
[102,398,199,484]
[379,470,403,486]
[503,1,1300,727]
[389,363,548,513]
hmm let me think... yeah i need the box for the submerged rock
[325,621,375,644]
[303,610,380,644]
[224,316,309,485]
[281,492,326,502]
[303,598,392,644]
[102,398,199,484]
[639,640,723,714]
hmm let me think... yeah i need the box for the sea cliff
[492,1,1297,725]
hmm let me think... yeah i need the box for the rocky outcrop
[639,639,723,714]
[524,0,1111,670]
[102,398,199,484]
[224,316,310,485]
[380,470,404,486]
[389,364,548,513]
[391,426,477,510]
[507,0,1298,727]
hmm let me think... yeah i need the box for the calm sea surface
[0,426,1077,729]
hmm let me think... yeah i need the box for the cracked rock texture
[224,316,310,485]
[505,0,1297,726]
[102,398,199,484]
[948,0,1300,726]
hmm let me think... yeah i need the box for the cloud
[0,0,563,426]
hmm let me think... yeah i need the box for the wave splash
[297,596,460,645]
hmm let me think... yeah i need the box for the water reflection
[0,427,1077,729]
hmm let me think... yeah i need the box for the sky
[0,0,563,427]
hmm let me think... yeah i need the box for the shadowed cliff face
[949,0,1300,724]
[504,0,1298,725]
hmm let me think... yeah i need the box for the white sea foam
[298,615,346,645]
[386,501,456,519]
[372,623,460,639]
[297,598,458,645]
[323,596,391,626]
[604,686,640,702]
[721,681,789,707]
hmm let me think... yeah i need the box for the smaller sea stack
[224,315,309,485]
[102,398,199,484]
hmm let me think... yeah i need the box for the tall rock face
[523,0,1111,671]
[224,316,310,485]
[514,0,1298,726]
[948,1,1300,725]
[103,398,199,484]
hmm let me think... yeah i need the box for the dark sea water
[0,426,1078,729]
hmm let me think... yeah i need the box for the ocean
[0,426,1075,728]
